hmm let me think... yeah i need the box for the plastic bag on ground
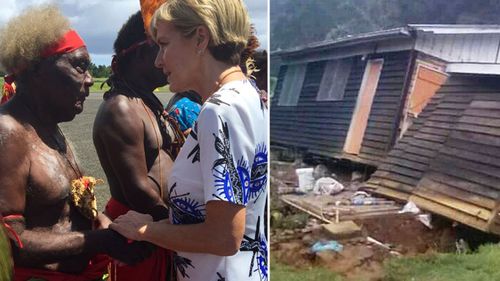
[311,240,343,253]
[313,177,344,195]
[398,201,421,214]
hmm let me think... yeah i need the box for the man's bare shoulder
[0,112,28,143]
[0,112,30,166]
[97,93,145,123]
[94,94,143,139]
[99,93,141,118]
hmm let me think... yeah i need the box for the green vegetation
[89,63,111,78]
[271,260,343,281]
[0,72,169,94]
[91,77,110,93]
[271,210,309,229]
[271,243,500,281]
[0,227,13,281]
[90,77,171,93]
[271,0,500,50]
[384,244,500,281]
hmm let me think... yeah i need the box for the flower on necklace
[245,57,260,80]
[70,176,104,220]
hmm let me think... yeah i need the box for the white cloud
[0,0,268,65]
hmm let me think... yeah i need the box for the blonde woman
[110,0,268,280]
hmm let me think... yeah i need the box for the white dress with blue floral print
[167,80,268,281]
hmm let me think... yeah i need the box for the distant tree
[89,62,111,78]
[271,0,500,51]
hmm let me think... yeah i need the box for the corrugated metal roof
[409,24,500,34]
[272,24,500,57]
[272,27,411,56]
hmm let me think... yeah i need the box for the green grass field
[60,92,173,211]
[384,244,500,281]
[272,244,500,281]
[91,77,171,93]
[1,77,169,93]
[271,260,343,281]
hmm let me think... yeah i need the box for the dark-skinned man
[93,11,179,281]
[0,5,152,280]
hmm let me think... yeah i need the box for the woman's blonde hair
[0,5,70,74]
[151,0,250,65]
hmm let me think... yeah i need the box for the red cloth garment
[104,197,130,221]
[14,255,110,281]
[41,30,86,58]
[2,214,23,248]
[105,198,173,281]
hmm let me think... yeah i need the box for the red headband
[41,30,86,58]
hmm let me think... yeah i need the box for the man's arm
[111,201,245,256]
[93,97,168,220]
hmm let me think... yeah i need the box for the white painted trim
[280,39,414,65]
[446,63,500,75]
[343,58,384,155]
[411,25,500,34]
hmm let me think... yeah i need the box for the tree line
[271,0,500,51]
[89,63,111,78]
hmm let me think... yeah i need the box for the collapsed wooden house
[364,74,500,234]
[271,25,500,167]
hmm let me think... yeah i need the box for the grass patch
[271,260,343,281]
[384,243,500,281]
[0,77,169,94]
[90,78,110,93]
[0,228,13,281]
[271,211,309,229]
[91,77,171,93]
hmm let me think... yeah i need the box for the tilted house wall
[365,75,500,234]
[271,51,413,165]
[271,25,500,167]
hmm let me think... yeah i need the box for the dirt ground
[272,214,457,281]
[270,156,458,281]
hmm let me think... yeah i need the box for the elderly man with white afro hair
[0,5,153,280]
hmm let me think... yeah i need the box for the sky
[0,0,268,66]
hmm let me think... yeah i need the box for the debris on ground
[322,221,362,239]
[313,177,344,195]
[271,157,461,281]
[311,240,344,253]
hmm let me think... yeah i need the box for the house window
[316,58,352,101]
[278,63,307,106]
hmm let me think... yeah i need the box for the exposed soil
[270,157,458,281]
[272,214,457,281]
